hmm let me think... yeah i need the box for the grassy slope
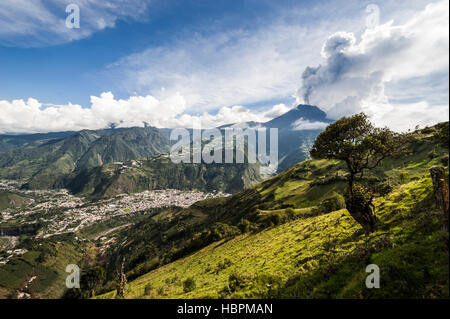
[98,176,448,299]
[97,128,449,299]
[0,127,170,189]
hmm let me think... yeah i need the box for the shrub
[183,277,196,293]
[319,192,346,213]
[237,219,251,233]
[285,208,296,219]
[144,283,153,295]
[373,180,394,196]
[271,213,282,225]
[257,208,300,228]
[228,273,250,292]
[216,258,233,273]
[157,287,165,295]
[161,247,179,264]
[209,223,241,241]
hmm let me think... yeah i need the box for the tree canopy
[311,113,407,184]
[310,113,408,233]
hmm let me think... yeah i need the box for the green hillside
[99,177,448,299]
[66,156,263,199]
[95,124,449,299]
[0,191,32,210]
[0,235,85,299]
[0,132,75,154]
[0,127,171,189]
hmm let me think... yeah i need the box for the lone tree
[310,113,408,233]
[116,258,128,298]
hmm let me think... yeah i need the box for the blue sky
[1,0,316,106]
[0,0,448,133]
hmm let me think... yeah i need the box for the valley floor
[0,180,228,240]
[0,182,227,298]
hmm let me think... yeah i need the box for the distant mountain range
[0,127,171,189]
[67,156,262,199]
[0,105,330,194]
[217,104,332,172]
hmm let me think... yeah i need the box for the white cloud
[0,93,292,133]
[261,103,291,119]
[374,101,449,132]
[296,0,449,131]
[2,0,447,134]
[106,21,348,112]
[0,0,152,46]
[291,118,329,131]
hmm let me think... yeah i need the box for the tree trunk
[429,166,449,251]
[348,171,355,195]
[345,202,377,234]
[344,178,377,234]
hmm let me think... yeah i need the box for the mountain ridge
[0,105,330,191]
